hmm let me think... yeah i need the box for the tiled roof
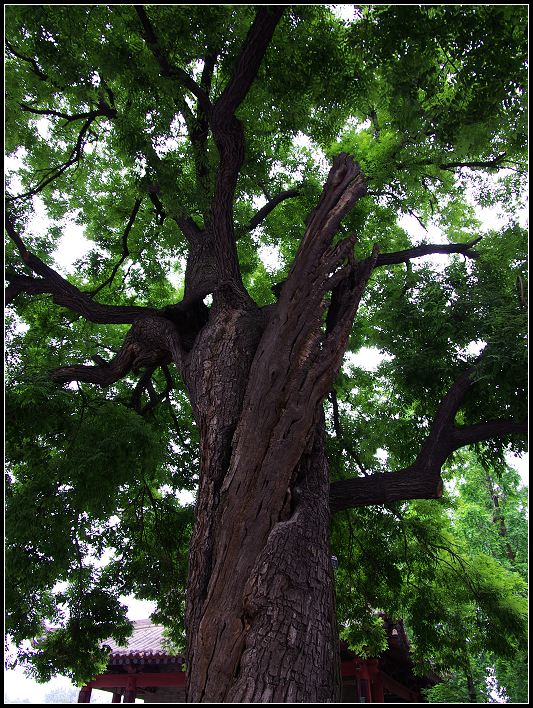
[103,619,184,666]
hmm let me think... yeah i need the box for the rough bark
[226,414,340,703]
[184,155,372,702]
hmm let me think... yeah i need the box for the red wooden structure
[78,618,433,703]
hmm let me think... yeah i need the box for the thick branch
[329,351,527,512]
[5,214,156,323]
[208,7,284,293]
[330,465,443,511]
[375,237,483,268]
[51,315,183,385]
[131,363,175,415]
[213,7,284,120]
[450,420,528,450]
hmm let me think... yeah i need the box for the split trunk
[179,157,372,702]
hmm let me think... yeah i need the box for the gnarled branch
[51,315,183,385]
[329,351,527,512]
[5,213,156,323]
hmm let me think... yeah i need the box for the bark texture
[183,155,372,702]
[226,416,340,703]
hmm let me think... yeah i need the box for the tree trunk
[183,292,340,701]
[181,155,372,702]
[225,414,340,703]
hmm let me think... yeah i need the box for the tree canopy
[5,4,528,702]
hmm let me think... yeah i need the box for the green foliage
[5,3,527,695]
[330,446,528,701]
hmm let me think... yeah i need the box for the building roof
[103,619,183,667]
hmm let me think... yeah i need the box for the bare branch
[374,236,483,268]
[89,198,143,297]
[450,420,528,450]
[417,152,509,172]
[330,465,443,511]
[368,189,428,231]
[131,366,157,412]
[131,363,175,415]
[19,102,116,124]
[329,391,369,476]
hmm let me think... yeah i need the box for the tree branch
[50,315,183,385]
[6,40,56,85]
[5,213,156,323]
[7,111,106,203]
[330,351,527,512]
[191,50,218,207]
[330,465,443,511]
[374,237,483,268]
[329,391,369,476]
[450,420,528,450]
[131,363,175,416]
[246,188,300,233]
[89,198,143,297]
[368,189,428,231]
[134,6,211,114]
[19,101,116,124]
[397,152,509,173]
[207,7,284,294]
[212,7,284,120]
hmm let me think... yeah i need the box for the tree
[5,5,528,703]
[419,452,528,703]
[43,685,80,704]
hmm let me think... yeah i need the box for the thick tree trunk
[182,155,372,703]
[226,414,340,703]
[182,290,340,701]
[186,381,340,703]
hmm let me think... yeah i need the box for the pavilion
[77,616,435,703]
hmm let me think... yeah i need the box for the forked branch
[5,213,156,324]
[329,352,527,512]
